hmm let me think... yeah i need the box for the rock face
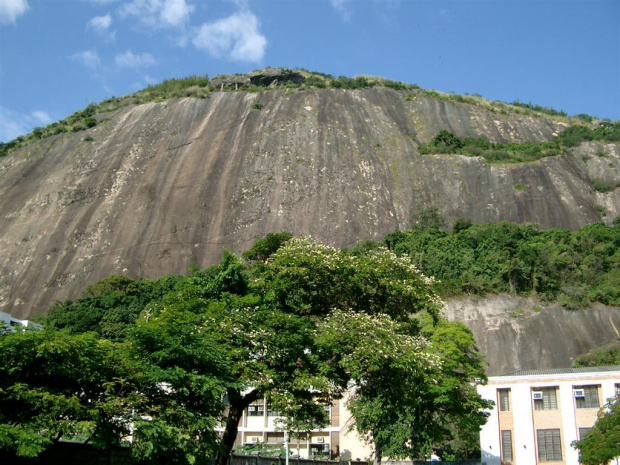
[444,296,620,375]
[1,87,619,371]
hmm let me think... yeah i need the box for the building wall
[478,369,620,465]
[235,394,371,461]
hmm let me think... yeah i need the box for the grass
[2,68,616,159]
[593,180,620,193]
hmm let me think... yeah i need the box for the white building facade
[477,366,620,465]
[234,394,372,461]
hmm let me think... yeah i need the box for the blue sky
[1,0,619,142]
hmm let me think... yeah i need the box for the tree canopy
[384,219,620,308]
[1,235,490,464]
[573,394,620,465]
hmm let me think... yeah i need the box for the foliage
[572,339,620,367]
[511,100,567,117]
[0,330,143,457]
[417,317,492,458]
[381,220,620,307]
[419,122,620,163]
[573,394,620,465]
[45,275,184,340]
[318,310,440,462]
[10,234,484,464]
[134,74,211,103]
[410,207,447,231]
[242,232,293,262]
[129,300,233,464]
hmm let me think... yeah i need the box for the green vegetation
[134,74,211,103]
[573,394,620,465]
[593,180,620,193]
[1,236,488,464]
[2,67,616,160]
[511,100,568,117]
[380,213,620,308]
[572,339,620,367]
[419,122,620,163]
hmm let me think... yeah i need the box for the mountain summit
[1,69,619,320]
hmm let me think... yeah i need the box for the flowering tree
[206,237,446,465]
[2,236,488,465]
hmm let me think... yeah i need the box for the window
[501,430,513,462]
[537,429,562,461]
[247,404,264,416]
[534,387,558,410]
[575,385,600,409]
[499,389,511,412]
[267,405,280,417]
[310,443,330,457]
[578,427,592,440]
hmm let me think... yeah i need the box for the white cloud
[119,0,194,29]
[330,0,352,21]
[193,10,267,63]
[87,13,116,41]
[87,13,111,31]
[0,106,51,142]
[31,110,52,125]
[160,0,193,27]
[0,0,30,25]
[70,50,102,69]
[115,50,157,70]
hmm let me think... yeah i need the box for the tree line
[1,235,490,464]
[359,213,620,309]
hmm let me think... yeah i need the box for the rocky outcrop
[0,88,618,326]
[443,296,620,375]
[249,69,305,87]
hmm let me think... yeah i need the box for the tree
[418,316,492,459]
[209,237,444,465]
[0,329,143,458]
[8,235,487,465]
[572,339,620,367]
[0,319,230,464]
[242,232,293,262]
[573,394,620,465]
[410,207,447,231]
[318,311,491,464]
[129,299,233,464]
[317,310,441,464]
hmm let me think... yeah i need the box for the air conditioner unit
[574,389,586,398]
[250,437,259,444]
[316,437,325,444]
[533,391,544,400]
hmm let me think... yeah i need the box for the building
[234,394,372,461]
[0,311,42,333]
[477,366,620,465]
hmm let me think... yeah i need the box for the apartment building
[234,395,372,460]
[477,366,620,465]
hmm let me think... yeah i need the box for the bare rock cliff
[1,88,619,371]
[443,297,620,375]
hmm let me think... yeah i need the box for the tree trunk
[216,389,261,465]
[373,438,382,465]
